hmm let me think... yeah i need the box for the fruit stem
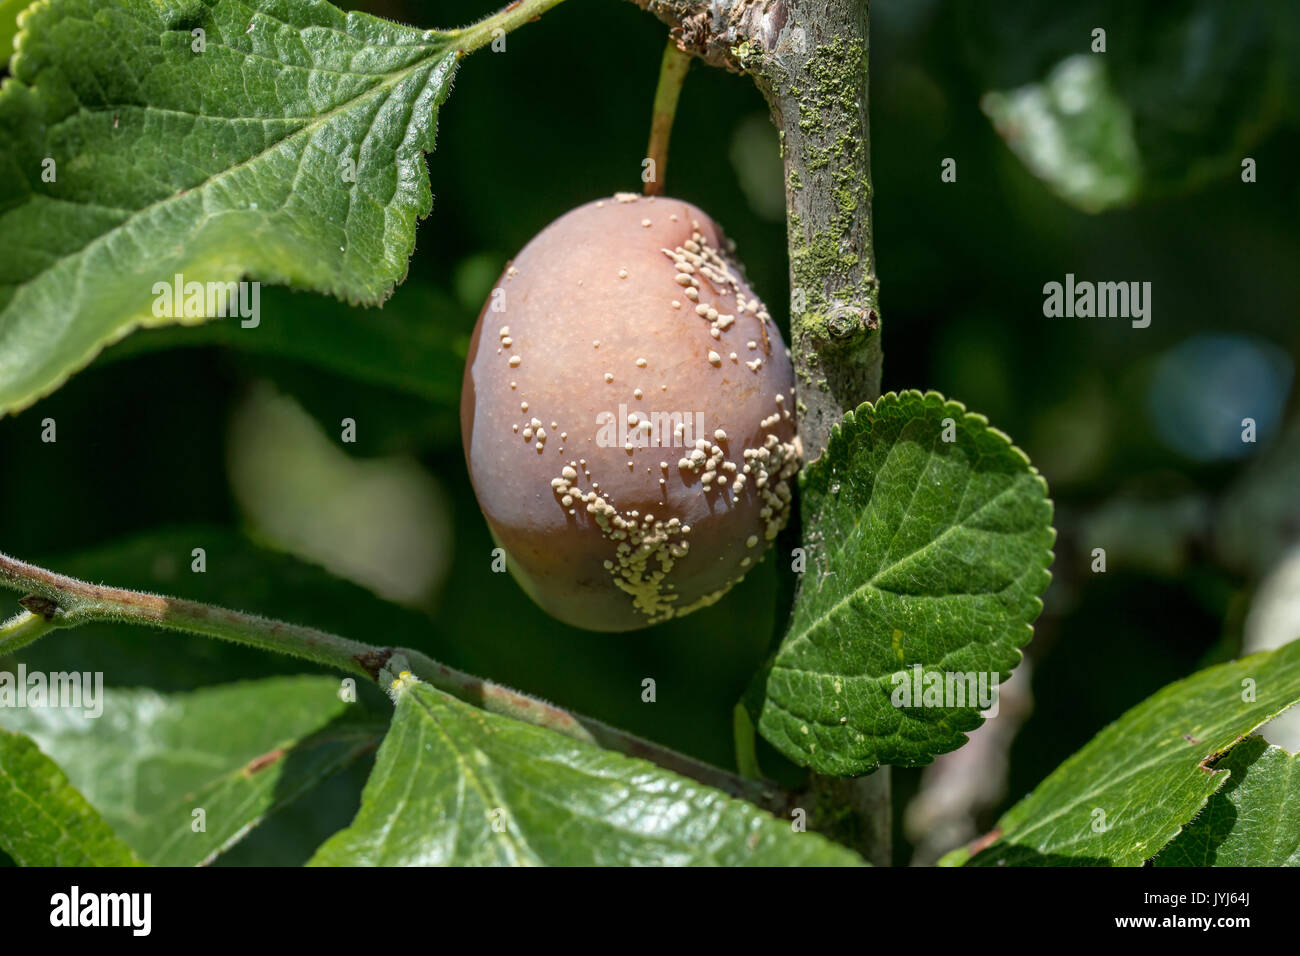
[733,702,763,779]
[644,37,692,196]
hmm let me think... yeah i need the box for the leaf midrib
[781,475,1029,667]
[997,696,1300,854]
[411,688,539,865]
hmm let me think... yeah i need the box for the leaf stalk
[451,0,568,56]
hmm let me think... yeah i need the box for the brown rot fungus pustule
[460,194,800,632]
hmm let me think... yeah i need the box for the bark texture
[632,0,889,865]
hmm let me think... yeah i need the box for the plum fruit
[461,193,799,631]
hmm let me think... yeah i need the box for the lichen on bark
[631,1,883,458]
[630,0,889,865]
[740,3,883,458]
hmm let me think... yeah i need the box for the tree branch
[628,0,773,73]
[630,0,890,864]
[629,0,883,454]
[0,550,790,815]
[741,0,883,455]
[748,0,889,869]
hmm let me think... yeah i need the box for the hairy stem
[451,0,568,56]
[644,37,692,196]
[0,550,789,814]
[0,551,378,675]
[0,609,54,656]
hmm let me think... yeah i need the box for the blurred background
[1,0,1297,865]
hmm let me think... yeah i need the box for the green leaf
[211,756,374,866]
[758,391,1054,776]
[0,727,144,865]
[0,0,29,69]
[1154,737,1300,866]
[959,639,1300,867]
[98,283,471,406]
[0,0,459,415]
[0,676,381,865]
[981,55,1141,214]
[966,0,1289,211]
[309,677,865,866]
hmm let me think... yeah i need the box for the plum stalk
[450,0,569,56]
[644,38,693,196]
